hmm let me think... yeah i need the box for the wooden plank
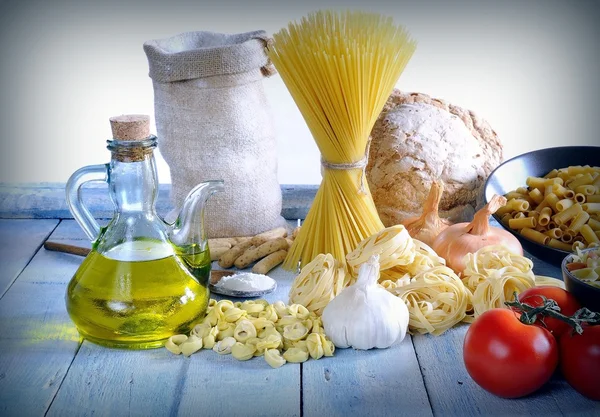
[0,219,58,297]
[0,183,317,220]
[47,225,301,417]
[176,264,300,417]
[0,223,83,416]
[412,325,567,417]
[548,377,600,415]
[302,337,432,417]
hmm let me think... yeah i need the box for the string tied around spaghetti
[321,138,372,194]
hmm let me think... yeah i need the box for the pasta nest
[391,266,471,336]
[288,254,348,315]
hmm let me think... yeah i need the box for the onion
[432,195,523,273]
[402,181,450,246]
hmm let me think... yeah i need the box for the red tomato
[517,286,581,338]
[463,308,559,398]
[560,325,600,400]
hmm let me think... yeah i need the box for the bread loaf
[367,90,502,225]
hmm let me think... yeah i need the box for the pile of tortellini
[165,299,335,368]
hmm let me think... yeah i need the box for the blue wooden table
[0,184,598,417]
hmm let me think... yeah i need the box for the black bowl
[484,146,600,266]
[561,248,600,312]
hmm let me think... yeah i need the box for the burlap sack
[144,30,286,238]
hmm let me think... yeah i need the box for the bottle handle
[65,164,109,241]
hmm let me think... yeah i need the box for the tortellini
[234,320,257,343]
[265,349,286,368]
[213,337,236,355]
[283,348,309,363]
[180,335,203,357]
[231,342,256,361]
[165,298,335,368]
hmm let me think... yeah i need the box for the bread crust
[367,90,503,225]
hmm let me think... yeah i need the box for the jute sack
[144,30,286,237]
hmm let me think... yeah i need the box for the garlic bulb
[322,255,409,350]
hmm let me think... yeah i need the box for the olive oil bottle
[64,115,223,349]
[66,241,211,349]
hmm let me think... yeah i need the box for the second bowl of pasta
[484,146,600,265]
[561,247,600,312]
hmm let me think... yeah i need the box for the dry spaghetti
[267,11,416,269]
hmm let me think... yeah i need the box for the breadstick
[209,236,251,248]
[210,246,231,261]
[251,227,288,246]
[218,240,254,268]
[286,238,294,247]
[292,226,301,239]
[252,250,287,275]
[235,238,289,269]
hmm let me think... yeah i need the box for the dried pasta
[267,11,416,270]
[288,254,348,315]
[391,266,471,336]
[165,299,334,368]
[502,165,600,251]
[461,245,565,318]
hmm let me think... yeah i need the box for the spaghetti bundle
[267,11,416,269]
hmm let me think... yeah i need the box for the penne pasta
[555,198,574,212]
[520,227,550,245]
[567,173,594,190]
[516,187,529,195]
[581,224,600,245]
[527,176,560,190]
[552,183,572,199]
[545,228,562,239]
[560,233,574,244]
[575,185,596,196]
[509,217,536,230]
[569,211,590,232]
[504,165,600,251]
[553,203,583,225]
[549,238,573,251]
[583,203,600,213]
[574,193,586,204]
[506,199,530,212]
[528,188,544,205]
[589,218,600,231]
[538,207,553,226]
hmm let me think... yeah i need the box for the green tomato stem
[504,292,600,335]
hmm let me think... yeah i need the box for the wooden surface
[0,186,598,416]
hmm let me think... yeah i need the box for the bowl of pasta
[484,146,600,265]
[562,247,600,312]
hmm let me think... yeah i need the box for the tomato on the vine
[463,308,558,398]
[517,287,581,338]
[560,325,600,400]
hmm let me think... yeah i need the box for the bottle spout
[169,180,224,249]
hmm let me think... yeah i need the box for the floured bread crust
[367,90,503,225]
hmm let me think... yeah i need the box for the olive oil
[66,241,211,349]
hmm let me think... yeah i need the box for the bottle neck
[107,143,159,215]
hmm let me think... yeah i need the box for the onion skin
[402,181,451,246]
[432,195,523,273]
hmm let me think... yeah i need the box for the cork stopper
[109,114,150,141]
